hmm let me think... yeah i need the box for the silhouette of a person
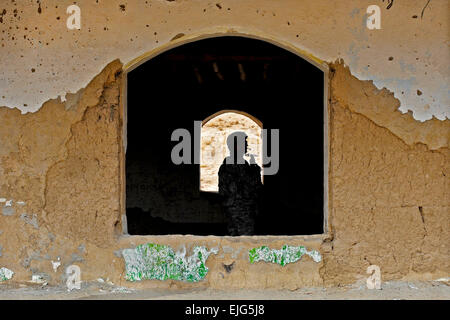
[218,132,262,236]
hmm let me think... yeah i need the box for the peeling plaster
[0,267,14,281]
[30,274,48,285]
[20,213,39,229]
[2,206,15,216]
[0,26,446,288]
[122,243,218,282]
[1,199,16,216]
[219,245,242,259]
[21,251,43,269]
[77,244,86,254]
[249,245,322,266]
[69,253,84,265]
[0,0,447,121]
[111,286,133,293]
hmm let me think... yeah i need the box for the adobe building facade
[0,0,448,289]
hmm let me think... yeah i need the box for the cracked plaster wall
[0,0,448,288]
[0,0,448,121]
[320,62,449,285]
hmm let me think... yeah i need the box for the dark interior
[126,36,324,236]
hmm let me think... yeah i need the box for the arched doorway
[124,36,326,236]
[201,110,263,192]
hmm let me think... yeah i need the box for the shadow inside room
[126,36,324,236]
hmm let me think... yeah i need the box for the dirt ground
[0,280,448,300]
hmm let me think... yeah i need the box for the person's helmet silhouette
[225,131,248,164]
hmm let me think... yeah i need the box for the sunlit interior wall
[200,111,263,192]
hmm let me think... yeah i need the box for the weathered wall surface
[0,58,447,288]
[0,0,448,288]
[44,61,123,247]
[321,62,449,285]
[0,60,124,283]
[0,0,448,121]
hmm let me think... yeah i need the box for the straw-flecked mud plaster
[0,57,447,288]
[0,0,449,290]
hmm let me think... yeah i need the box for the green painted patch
[0,267,14,281]
[249,245,321,266]
[122,243,218,282]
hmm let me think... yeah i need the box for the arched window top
[202,110,263,128]
[123,32,328,74]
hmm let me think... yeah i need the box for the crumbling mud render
[0,59,448,288]
[320,62,449,285]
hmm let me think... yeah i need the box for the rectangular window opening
[123,37,328,237]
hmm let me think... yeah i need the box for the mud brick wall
[0,0,448,288]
